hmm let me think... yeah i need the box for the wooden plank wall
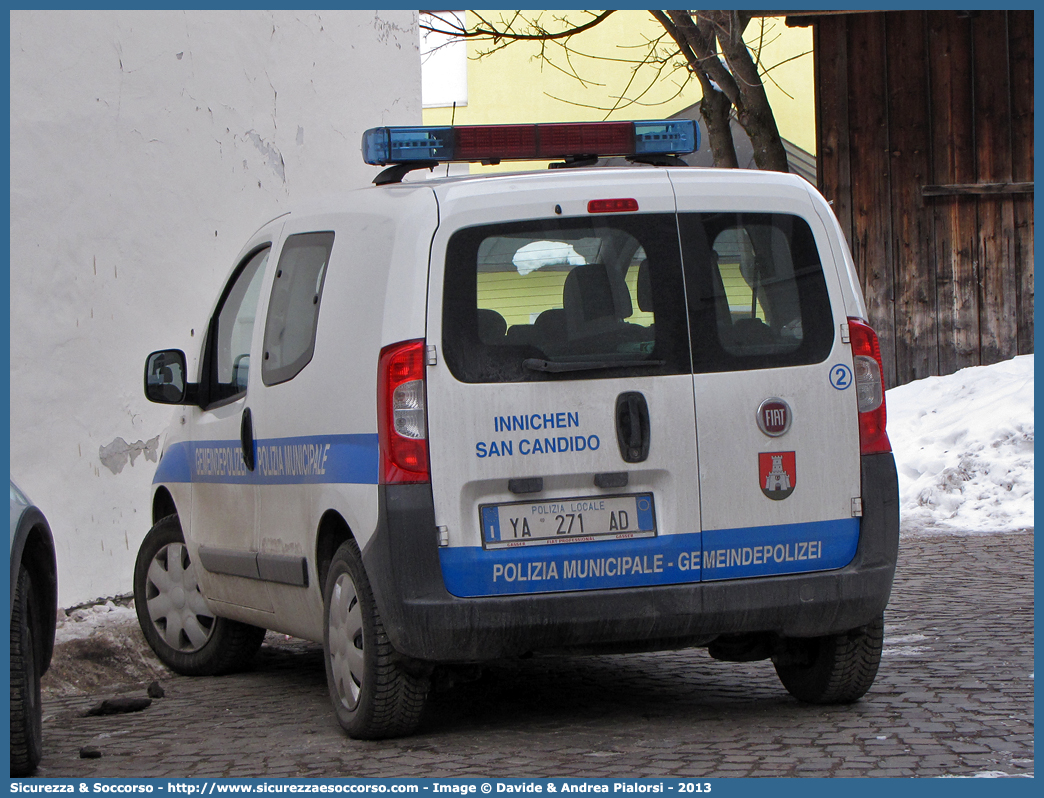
[1009,12,1035,355]
[928,12,979,377]
[814,10,1034,387]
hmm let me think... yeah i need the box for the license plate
[480,493,656,550]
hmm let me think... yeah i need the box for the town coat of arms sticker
[759,451,796,500]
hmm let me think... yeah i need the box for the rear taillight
[848,317,891,455]
[377,339,430,483]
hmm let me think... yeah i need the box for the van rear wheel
[323,539,429,739]
[773,614,884,704]
[133,515,266,676]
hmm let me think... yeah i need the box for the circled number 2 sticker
[829,363,853,390]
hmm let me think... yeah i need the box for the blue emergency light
[362,119,698,167]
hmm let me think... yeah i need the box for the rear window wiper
[522,358,665,374]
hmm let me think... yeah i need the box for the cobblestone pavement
[33,531,1033,779]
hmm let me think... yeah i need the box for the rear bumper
[363,453,899,662]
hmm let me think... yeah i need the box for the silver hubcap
[146,542,215,652]
[328,571,365,711]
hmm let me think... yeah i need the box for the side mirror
[144,350,193,405]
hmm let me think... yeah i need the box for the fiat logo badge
[757,398,791,437]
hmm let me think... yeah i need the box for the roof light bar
[362,120,698,166]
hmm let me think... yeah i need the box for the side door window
[262,232,335,386]
[202,246,270,407]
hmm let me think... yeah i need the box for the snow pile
[44,599,173,696]
[887,354,1033,534]
[55,599,139,645]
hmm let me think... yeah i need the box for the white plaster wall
[10,10,421,606]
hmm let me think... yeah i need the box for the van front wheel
[773,614,884,704]
[133,515,266,676]
[323,539,429,739]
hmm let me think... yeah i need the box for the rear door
[670,171,863,581]
[425,171,704,597]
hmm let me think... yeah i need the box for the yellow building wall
[478,270,569,328]
[476,259,759,330]
[423,11,815,161]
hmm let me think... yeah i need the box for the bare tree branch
[420,10,616,42]
[702,11,789,171]
[663,10,743,109]
[650,10,738,168]
[421,9,800,172]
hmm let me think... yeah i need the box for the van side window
[442,215,691,383]
[680,213,834,372]
[262,232,335,386]
[202,246,270,407]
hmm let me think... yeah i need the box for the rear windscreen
[442,215,691,383]
[680,212,834,372]
[442,213,833,383]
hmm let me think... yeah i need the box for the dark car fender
[10,505,58,673]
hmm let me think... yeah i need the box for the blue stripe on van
[700,521,859,582]
[153,434,379,486]
[439,517,859,597]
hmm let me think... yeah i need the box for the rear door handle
[615,392,650,463]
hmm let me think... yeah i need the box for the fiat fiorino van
[137,120,899,739]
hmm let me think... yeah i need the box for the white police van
[137,119,899,739]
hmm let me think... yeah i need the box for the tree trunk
[707,11,790,172]
[699,82,739,168]
[652,10,739,168]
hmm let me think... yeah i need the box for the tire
[774,614,884,704]
[323,539,430,739]
[11,564,43,776]
[133,516,266,676]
